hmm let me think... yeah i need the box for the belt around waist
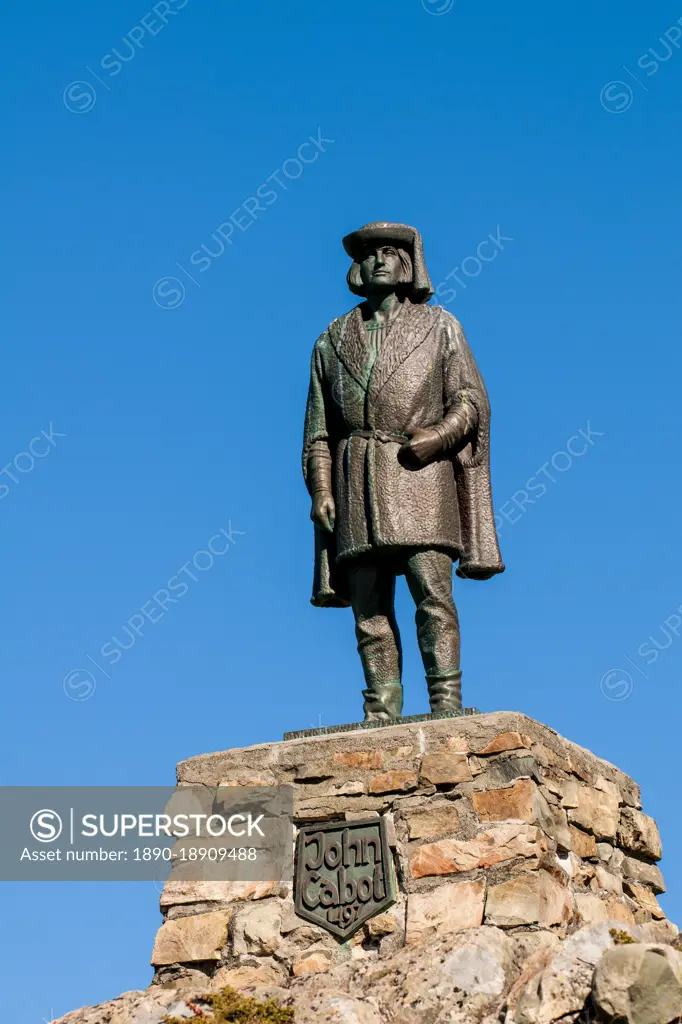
[348,429,408,444]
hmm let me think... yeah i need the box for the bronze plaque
[294,817,396,939]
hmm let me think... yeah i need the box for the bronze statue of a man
[303,222,504,721]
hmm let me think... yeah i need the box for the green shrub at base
[163,985,294,1024]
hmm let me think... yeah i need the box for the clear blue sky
[3,0,682,1018]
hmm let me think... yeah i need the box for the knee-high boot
[426,668,462,713]
[362,680,403,721]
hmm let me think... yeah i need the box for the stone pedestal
[150,711,670,990]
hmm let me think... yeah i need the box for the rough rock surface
[54,921,682,1024]
[53,713,677,1023]
[592,941,682,1024]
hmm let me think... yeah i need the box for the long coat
[303,299,504,606]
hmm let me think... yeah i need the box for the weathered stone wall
[150,711,671,990]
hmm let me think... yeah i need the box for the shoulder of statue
[315,307,357,348]
[329,308,356,330]
[428,305,462,332]
[313,317,340,348]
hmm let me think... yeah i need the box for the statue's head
[342,222,434,304]
[358,242,413,295]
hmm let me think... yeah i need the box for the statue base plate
[283,707,480,741]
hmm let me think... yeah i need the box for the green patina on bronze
[302,222,504,724]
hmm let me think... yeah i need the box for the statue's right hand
[311,491,336,533]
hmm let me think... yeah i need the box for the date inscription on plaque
[294,817,396,939]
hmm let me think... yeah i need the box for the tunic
[303,299,504,606]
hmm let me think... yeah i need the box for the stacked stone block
[151,711,670,989]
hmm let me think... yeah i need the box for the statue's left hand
[400,427,442,466]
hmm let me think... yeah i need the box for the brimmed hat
[342,221,434,303]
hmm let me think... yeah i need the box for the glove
[400,427,443,466]
[400,402,478,466]
[308,454,335,533]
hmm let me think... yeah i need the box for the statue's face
[358,244,406,293]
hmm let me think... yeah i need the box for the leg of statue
[346,556,403,721]
[404,549,462,713]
